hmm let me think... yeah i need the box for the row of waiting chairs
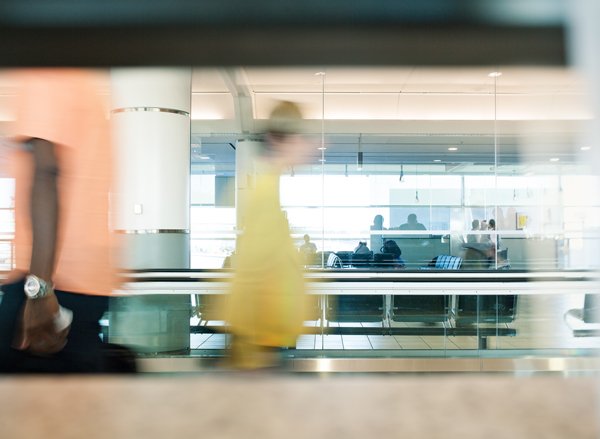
[325,254,517,325]
[314,251,400,268]
[326,295,517,325]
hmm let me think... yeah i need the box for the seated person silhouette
[461,241,494,270]
[352,241,373,268]
[374,239,406,269]
[399,213,427,230]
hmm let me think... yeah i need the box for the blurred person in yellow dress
[222,101,313,369]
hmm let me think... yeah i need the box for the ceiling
[0,66,593,176]
[188,66,591,175]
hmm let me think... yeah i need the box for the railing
[3,269,598,351]
[118,269,598,296]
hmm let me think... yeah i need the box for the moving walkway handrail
[2,269,597,296]
[116,269,599,296]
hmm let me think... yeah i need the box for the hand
[14,292,71,355]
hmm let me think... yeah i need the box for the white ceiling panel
[243,67,325,93]
[396,94,495,120]
[319,94,400,120]
[191,69,230,93]
[191,93,235,120]
[497,94,591,120]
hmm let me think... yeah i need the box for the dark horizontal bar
[0,24,565,67]
[124,270,595,284]
[190,325,516,337]
[0,1,564,27]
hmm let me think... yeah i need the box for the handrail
[3,269,597,296]
[117,269,599,296]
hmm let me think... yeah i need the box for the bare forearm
[28,138,59,282]
[14,138,65,354]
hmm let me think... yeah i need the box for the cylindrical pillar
[109,68,191,353]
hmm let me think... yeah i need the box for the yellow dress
[223,167,308,367]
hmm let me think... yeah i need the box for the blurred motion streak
[220,101,314,369]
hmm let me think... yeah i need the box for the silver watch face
[24,275,42,298]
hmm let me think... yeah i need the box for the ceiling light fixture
[550,157,560,162]
[581,146,591,151]
[433,159,441,162]
[488,71,502,77]
[448,147,458,151]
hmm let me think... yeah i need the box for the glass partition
[188,67,597,273]
[185,66,598,364]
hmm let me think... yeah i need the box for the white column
[111,68,191,267]
[109,68,192,353]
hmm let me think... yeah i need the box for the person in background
[480,219,488,231]
[371,214,384,230]
[380,239,406,269]
[221,101,312,369]
[370,214,386,252]
[488,218,501,250]
[0,69,134,373]
[298,234,317,264]
[467,219,480,243]
[399,213,427,230]
[354,241,370,254]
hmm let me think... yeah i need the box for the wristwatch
[24,274,52,299]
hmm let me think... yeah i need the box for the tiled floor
[190,293,600,353]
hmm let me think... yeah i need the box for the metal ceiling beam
[219,68,255,134]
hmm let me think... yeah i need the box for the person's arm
[15,138,68,354]
[29,138,59,280]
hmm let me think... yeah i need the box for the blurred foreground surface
[0,374,597,439]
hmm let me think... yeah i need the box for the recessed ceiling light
[488,72,502,77]
[448,147,458,151]
[317,146,327,151]
[550,157,560,162]
[581,146,591,151]
[433,159,441,162]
